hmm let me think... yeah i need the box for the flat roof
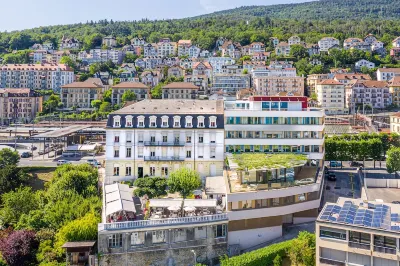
[205,176,227,195]
[367,188,400,203]
[33,125,92,138]
[62,241,96,248]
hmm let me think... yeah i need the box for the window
[114,136,120,143]
[209,116,217,128]
[126,148,131,158]
[173,116,181,127]
[108,234,122,248]
[374,235,396,250]
[149,116,157,127]
[137,116,145,127]
[113,116,121,127]
[210,133,216,143]
[161,116,169,127]
[162,135,168,142]
[349,231,371,246]
[186,150,191,158]
[320,228,346,240]
[113,166,120,176]
[138,147,143,158]
[186,136,192,143]
[126,133,132,143]
[138,133,144,143]
[185,116,193,127]
[214,224,227,238]
[161,167,168,177]
[198,134,203,143]
[125,115,133,127]
[150,166,155,176]
[210,147,216,158]
[126,166,132,176]
[114,148,119,158]
[198,116,205,127]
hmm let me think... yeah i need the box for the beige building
[162,82,199,99]
[390,113,400,133]
[167,66,185,78]
[60,78,104,110]
[253,76,305,96]
[275,42,291,56]
[316,79,347,114]
[0,88,42,124]
[316,198,400,266]
[388,76,400,107]
[0,63,74,92]
[307,74,330,96]
[111,82,150,105]
[333,73,372,85]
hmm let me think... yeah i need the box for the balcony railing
[373,245,397,255]
[144,156,185,161]
[144,141,185,147]
[100,214,228,231]
[348,241,370,250]
[319,258,346,266]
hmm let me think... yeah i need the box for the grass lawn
[22,167,56,190]
[230,153,308,170]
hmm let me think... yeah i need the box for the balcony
[348,241,370,250]
[144,141,185,147]
[144,156,185,161]
[99,214,228,231]
[319,258,346,266]
[373,245,397,255]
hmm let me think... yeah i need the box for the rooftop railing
[99,213,228,231]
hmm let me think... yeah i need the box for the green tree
[124,53,138,63]
[99,102,112,113]
[273,254,282,266]
[242,69,249,74]
[288,231,315,266]
[0,166,29,195]
[59,56,76,71]
[133,177,168,198]
[151,83,163,99]
[386,147,400,174]
[121,90,137,102]
[91,99,102,110]
[369,138,383,168]
[43,94,61,114]
[0,148,19,167]
[289,44,308,59]
[167,168,201,215]
[309,64,324,74]
[102,89,112,103]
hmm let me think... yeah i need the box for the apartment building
[98,183,228,266]
[346,80,391,111]
[177,40,200,57]
[316,198,400,266]
[131,37,146,47]
[59,36,81,50]
[316,79,346,114]
[184,75,209,95]
[392,37,400,48]
[30,43,54,52]
[212,74,251,94]
[364,33,377,44]
[78,49,124,64]
[140,71,162,88]
[157,38,177,57]
[192,62,213,79]
[253,76,304,96]
[307,74,330,96]
[350,42,372,52]
[162,82,199,99]
[252,61,297,78]
[318,37,340,52]
[270,37,280,47]
[208,57,235,74]
[371,41,384,51]
[167,66,185,78]
[288,36,301,46]
[143,43,158,57]
[102,36,117,47]
[0,88,43,124]
[343,38,363,50]
[221,64,244,75]
[0,63,74,92]
[333,73,372,85]
[241,42,265,56]
[275,42,291,56]
[377,68,400,81]
[118,64,138,82]
[46,50,76,64]
[105,99,225,182]
[60,78,104,109]
[355,60,375,71]
[223,96,325,249]
[243,61,266,73]
[111,82,149,105]
[220,41,242,59]
[390,113,400,133]
[388,76,400,107]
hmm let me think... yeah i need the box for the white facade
[377,68,400,81]
[390,115,400,133]
[131,37,146,47]
[207,57,236,74]
[288,36,301,46]
[372,41,384,51]
[355,59,375,71]
[318,37,340,52]
[316,80,347,114]
[346,80,391,111]
[103,37,117,47]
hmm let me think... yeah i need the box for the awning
[105,183,135,216]
[149,198,217,208]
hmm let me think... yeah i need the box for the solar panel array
[319,201,399,232]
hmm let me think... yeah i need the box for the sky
[0,0,311,32]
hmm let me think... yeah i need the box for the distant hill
[196,0,400,21]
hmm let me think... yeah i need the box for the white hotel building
[105,100,225,184]
[223,96,325,249]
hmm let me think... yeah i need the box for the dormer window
[161,116,169,128]
[173,116,181,127]
[137,116,145,127]
[209,116,217,128]
[185,116,193,128]
[150,116,157,128]
[125,115,133,127]
[198,116,205,128]
[113,116,121,127]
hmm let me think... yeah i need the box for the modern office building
[316,198,400,266]
[104,100,225,183]
[223,96,325,249]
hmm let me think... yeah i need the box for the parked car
[30,145,37,151]
[21,152,32,158]
[330,161,342,167]
[327,173,336,181]
[57,160,71,166]
[87,159,98,165]
[350,161,364,167]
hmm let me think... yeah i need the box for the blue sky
[0,0,310,32]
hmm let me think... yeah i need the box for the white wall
[228,225,282,249]
[365,178,400,188]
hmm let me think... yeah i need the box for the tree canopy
[133,177,168,198]
[167,168,202,199]
[386,147,400,174]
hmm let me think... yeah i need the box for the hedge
[220,239,293,266]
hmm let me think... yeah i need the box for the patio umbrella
[184,206,196,212]
[168,205,180,211]
[193,190,202,196]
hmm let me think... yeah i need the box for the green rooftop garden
[230,153,308,171]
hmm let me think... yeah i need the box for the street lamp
[191,250,196,266]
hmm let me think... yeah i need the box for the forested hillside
[1,0,400,55]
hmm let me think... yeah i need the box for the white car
[57,160,72,166]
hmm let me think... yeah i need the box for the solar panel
[320,215,330,220]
